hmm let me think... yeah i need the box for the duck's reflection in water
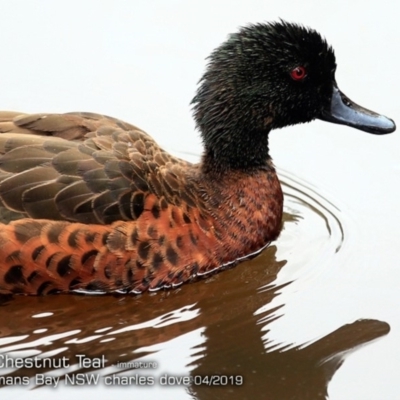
[0,217,390,399]
[184,240,389,399]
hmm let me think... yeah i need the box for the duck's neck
[201,126,272,173]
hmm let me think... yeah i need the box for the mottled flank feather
[0,112,282,295]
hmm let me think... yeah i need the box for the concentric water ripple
[272,167,347,287]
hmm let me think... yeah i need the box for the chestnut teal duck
[0,21,395,295]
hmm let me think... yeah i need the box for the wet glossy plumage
[0,21,394,295]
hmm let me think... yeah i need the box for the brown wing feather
[0,111,193,225]
[0,112,284,296]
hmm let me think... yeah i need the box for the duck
[0,21,395,295]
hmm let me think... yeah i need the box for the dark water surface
[0,171,389,400]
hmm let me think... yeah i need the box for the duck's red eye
[290,66,307,81]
